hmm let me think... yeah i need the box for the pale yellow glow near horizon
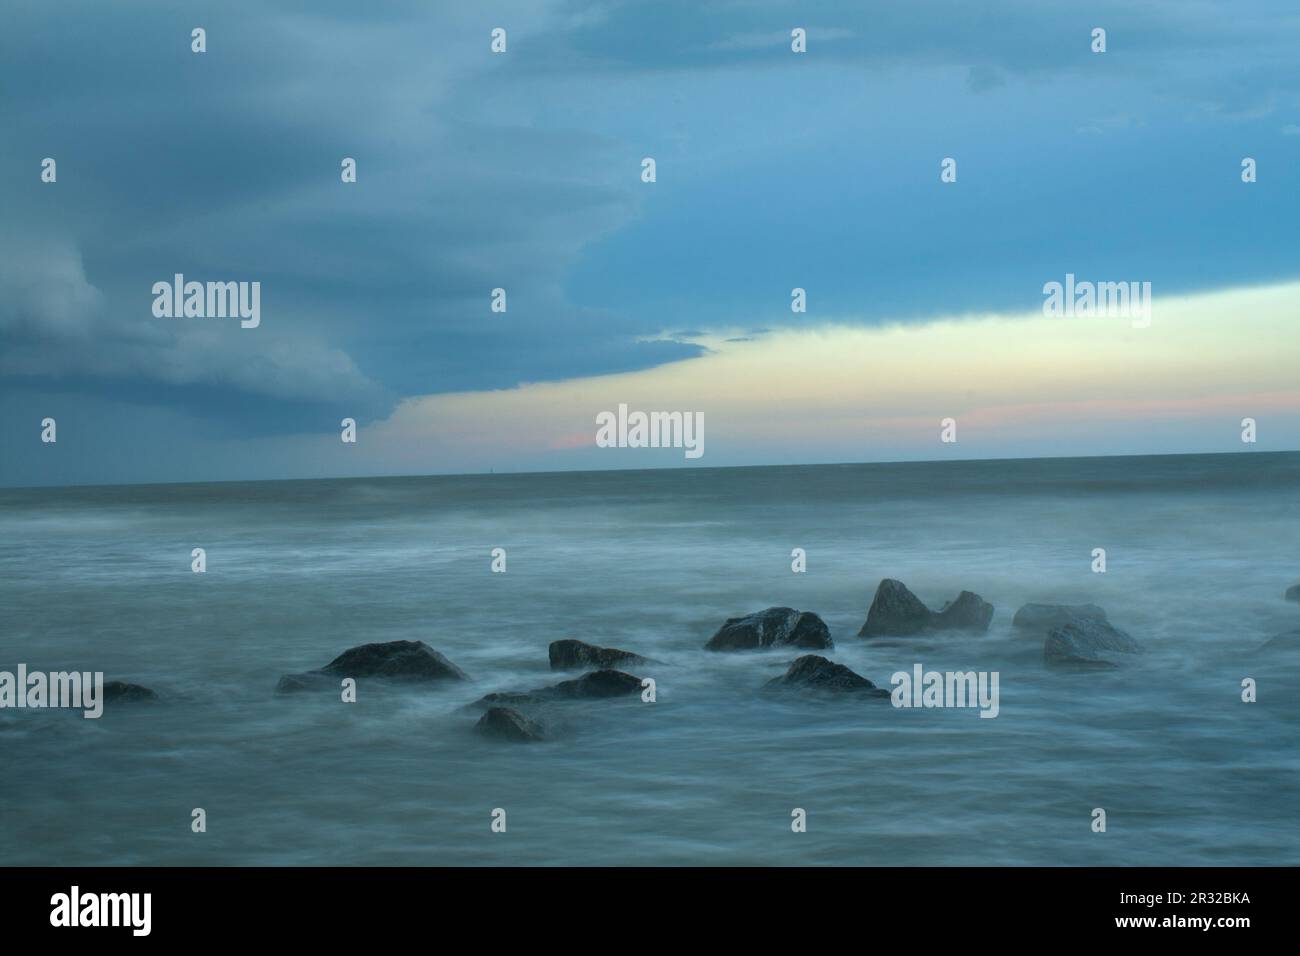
[363,280,1300,466]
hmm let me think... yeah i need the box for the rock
[102,681,158,703]
[1044,619,1141,667]
[705,607,833,651]
[316,640,468,680]
[1286,584,1300,603]
[763,655,891,697]
[471,669,644,710]
[474,691,542,709]
[858,580,933,636]
[933,591,995,631]
[275,672,334,694]
[548,639,647,671]
[543,669,644,699]
[475,707,547,742]
[1012,603,1107,632]
[277,640,467,692]
[858,579,994,636]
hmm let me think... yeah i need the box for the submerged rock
[277,640,467,692]
[705,607,833,651]
[102,681,158,704]
[544,669,644,699]
[1012,603,1108,632]
[1044,619,1141,667]
[549,639,647,671]
[1286,584,1300,603]
[763,655,891,697]
[475,706,547,742]
[1255,629,1300,653]
[858,579,994,637]
[275,672,334,694]
[471,669,644,710]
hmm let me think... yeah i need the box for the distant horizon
[7,445,1297,494]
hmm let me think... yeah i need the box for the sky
[1,0,1298,487]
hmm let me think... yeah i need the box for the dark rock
[705,607,833,651]
[538,669,644,700]
[763,655,891,697]
[475,707,547,742]
[1286,584,1300,603]
[316,640,467,680]
[1012,603,1107,632]
[858,580,933,636]
[934,591,995,631]
[859,579,994,636]
[278,640,467,692]
[474,691,543,709]
[471,669,644,710]
[102,681,158,703]
[549,639,647,671]
[1045,618,1141,667]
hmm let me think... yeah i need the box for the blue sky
[2,1,1298,486]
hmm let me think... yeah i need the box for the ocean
[1,452,1297,865]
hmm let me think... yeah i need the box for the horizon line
[4,446,1297,494]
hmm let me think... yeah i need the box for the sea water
[1,452,1297,865]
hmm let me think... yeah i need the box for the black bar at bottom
[0,866,1282,941]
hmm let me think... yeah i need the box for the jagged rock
[858,579,994,636]
[705,607,832,651]
[763,655,891,697]
[102,681,158,703]
[933,591,995,631]
[471,669,644,710]
[858,580,933,636]
[1286,584,1300,603]
[1013,603,1107,632]
[549,639,647,671]
[475,707,547,742]
[277,640,467,692]
[1045,618,1141,667]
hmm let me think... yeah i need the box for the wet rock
[858,580,932,636]
[277,640,467,692]
[474,691,542,709]
[549,639,647,671]
[543,669,644,699]
[471,669,644,710]
[475,707,547,742]
[1286,584,1300,603]
[933,591,995,632]
[1044,618,1141,667]
[859,579,994,636]
[102,681,158,703]
[763,655,891,697]
[1012,603,1107,633]
[705,607,833,651]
